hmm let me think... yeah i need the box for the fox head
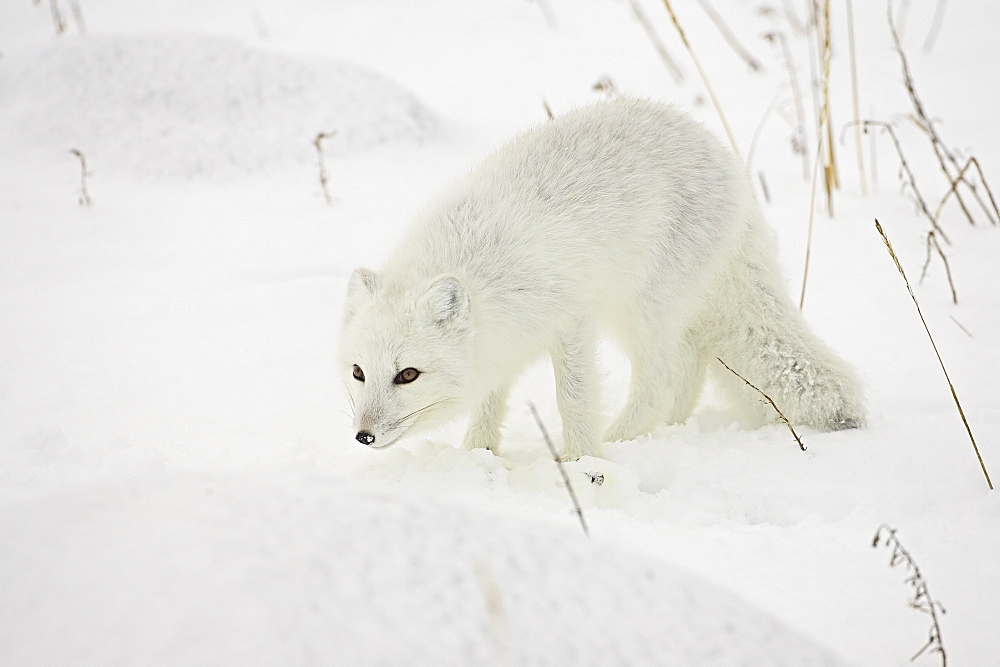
[339,268,473,449]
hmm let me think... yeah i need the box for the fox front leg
[462,385,511,454]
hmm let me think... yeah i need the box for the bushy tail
[704,225,866,431]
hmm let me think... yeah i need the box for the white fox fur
[339,98,865,459]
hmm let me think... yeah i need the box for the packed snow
[1,0,998,664]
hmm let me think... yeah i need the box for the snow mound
[0,33,441,178]
[0,470,843,665]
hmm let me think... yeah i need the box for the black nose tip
[356,431,375,446]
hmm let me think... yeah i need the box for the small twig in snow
[872,524,948,666]
[69,148,93,207]
[528,402,590,537]
[542,99,555,121]
[313,131,336,205]
[716,357,805,451]
[592,75,618,99]
[919,230,957,305]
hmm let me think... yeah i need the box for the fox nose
[356,430,376,446]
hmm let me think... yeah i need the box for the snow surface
[1,0,998,664]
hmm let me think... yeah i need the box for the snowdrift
[0,33,441,178]
[0,470,842,665]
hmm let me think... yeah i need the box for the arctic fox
[339,98,865,459]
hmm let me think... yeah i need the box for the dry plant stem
[532,0,557,29]
[949,315,972,338]
[781,0,807,34]
[889,4,998,227]
[920,230,957,305]
[592,75,618,99]
[758,171,771,204]
[932,157,1000,228]
[542,99,555,120]
[764,31,809,179]
[845,0,868,195]
[857,121,949,244]
[313,131,336,205]
[875,219,992,490]
[818,0,837,215]
[69,0,86,34]
[922,0,948,53]
[628,0,684,84]
[38,0,66,35]
[527,402,590,537]
[893,0,912,38]
[872,524,947,666]
[746,92,782,172]
[661,0,742,159]
[69,148,92,207]
[799,134,825,309]
[693,0,763,72]
[716,358,805,451]
[250,10,270,39]
[803,0,821,147]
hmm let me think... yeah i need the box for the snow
[1,0,998,664]
[0,472,842,664]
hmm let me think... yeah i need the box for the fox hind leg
[604,319,702,443]
[551,320,601,461]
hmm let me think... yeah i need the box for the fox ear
[420,274,469,328]
[344,268,379,320]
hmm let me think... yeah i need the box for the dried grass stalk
[661,0,742,159]
[875,219,992,490]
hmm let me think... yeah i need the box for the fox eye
[393,367,420,384]
[352,365,365,382]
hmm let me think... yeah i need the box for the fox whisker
[340,379,356,417]
[389,398,455,430]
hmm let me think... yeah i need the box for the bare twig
[846,0,868,195]
[889,3,998,227]
[592,75,618,99]
[758,171,771,204]
[919,230,957,304]
[313,131,336,205]
[694,0,763,72]
[69,148,93,207]
[780,0,807,34]
[872,524,948,666]
[922,0,948,53]
[527,402,590,537]
[874,219,992,490]
[763,31,809,179]
[799,132,825,309]
[949,315,972,338]
[35,0,66,36]
[250,10,269,39]
[69,0,86,34]
[542,99,555,121]
[818,0,838,215]
[746,92,782,172]
[852,121,949,243]
[531,0,558,29]
[932,157,1000,228]
[626,0,685,84]
[661,0,742,159]
[716,358,805,451]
